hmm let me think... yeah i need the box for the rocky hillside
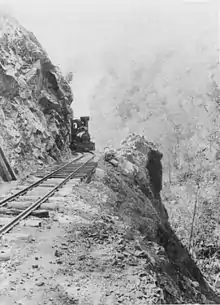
[0,14,73,178]
[92,134,220,304]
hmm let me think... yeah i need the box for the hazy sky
[0,0,218,116]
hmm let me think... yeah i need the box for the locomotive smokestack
[80,116,90,129]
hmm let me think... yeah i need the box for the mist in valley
[0,0,219,155]
[88,0,219,152]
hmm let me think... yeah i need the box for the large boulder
[0,14,73,177]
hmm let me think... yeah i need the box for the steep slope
[0,14,73,178]
[90,134,220,304]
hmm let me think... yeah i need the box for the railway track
[0,153,97,237]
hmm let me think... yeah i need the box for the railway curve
[0,153,97,237]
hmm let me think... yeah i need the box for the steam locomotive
[70,116,95,152]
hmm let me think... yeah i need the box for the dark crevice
[146,150,163,196]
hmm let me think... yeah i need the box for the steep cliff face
[93,134,220,304]
[0,14,73,177]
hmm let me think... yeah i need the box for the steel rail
[0,154,85,208]
[0,154,95,237]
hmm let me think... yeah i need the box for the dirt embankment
[0,134,220,304]
[0,14,73,179]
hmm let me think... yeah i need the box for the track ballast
[0,153,96,237]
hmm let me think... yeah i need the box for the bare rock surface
[0,134,219,304]
[0,14,73,179]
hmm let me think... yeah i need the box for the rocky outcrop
[94,133,220,304]
[0,14,73,178]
